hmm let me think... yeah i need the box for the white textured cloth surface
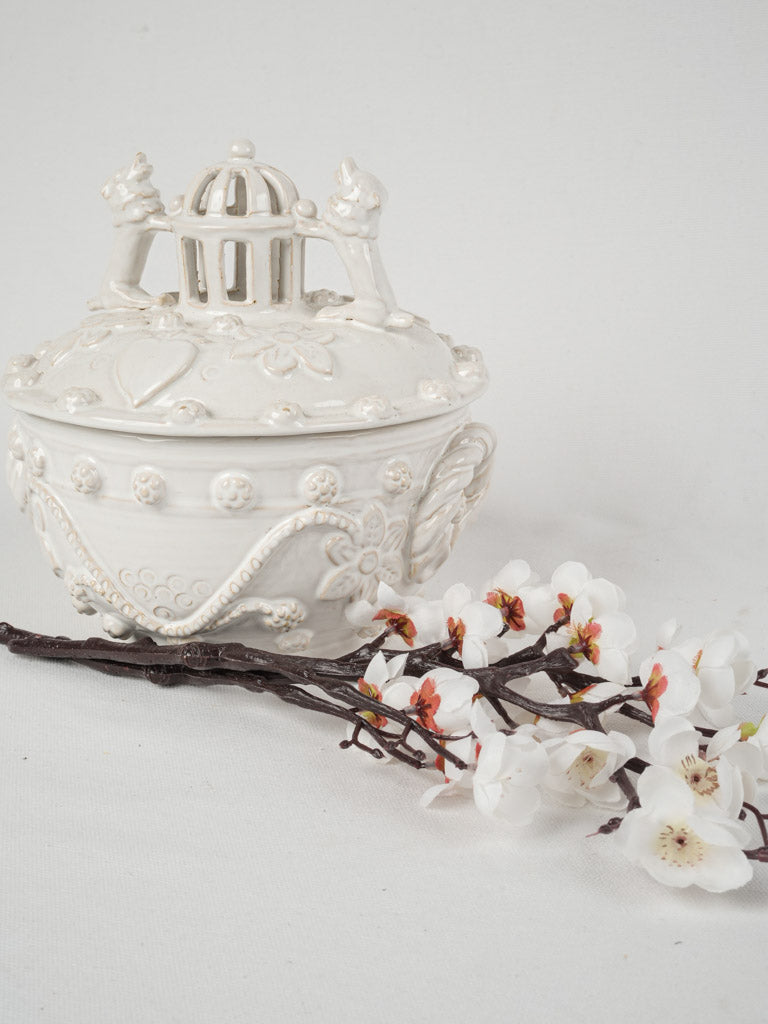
[2,1,768,1021]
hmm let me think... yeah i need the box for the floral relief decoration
[301,466,340,505]
[131,467,166,506]
[212,472,256,512]
[228,320,336,377]
[71,459,102,495]
[318,503,407,603]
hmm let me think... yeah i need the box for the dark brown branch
[743,802,768,847]
[618,704,654,728]
[609,768,640,811]
[486,617,570,668]
[5,633,466,772]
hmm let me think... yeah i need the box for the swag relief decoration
[7,409,492,647]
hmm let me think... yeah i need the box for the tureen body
[4,142,494,654]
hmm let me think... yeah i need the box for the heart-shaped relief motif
[115,339,198,408]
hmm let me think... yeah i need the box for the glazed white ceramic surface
[4,141,495,653]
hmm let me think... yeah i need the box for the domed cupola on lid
[172,139,302,315]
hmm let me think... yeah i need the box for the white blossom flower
[740,716,768,781]
[674,631,756,728]
[647,716,744,819]
[346,581,444,648]
[544,728,635,808]
[656,618,682,650]
[359,651,409,700]
[637,650,700,722]
[346,651,410,757]
[419,734,479,807]
[469,695,503,742]
[706,724,763,801]
[515,561,595,634]
[442,583,504,669]
[547,578,636,684]
[617,766,752,892]
[483,559,538,632]
[472,726,549,825]
[350,580,505,665]
[497,630,542,660]
[418,701,499,808]
[385,665,478,735]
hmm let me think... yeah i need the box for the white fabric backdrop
[1,1,768,1020]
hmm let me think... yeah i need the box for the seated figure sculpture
[294,158,414,329]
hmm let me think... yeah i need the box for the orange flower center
[447,617,466,655]
[372,608,417,647]
[410,678,442,733]
[357,676,387,728]
[567,620,602,664]
[554,592,573,623]
[641,663,669,721]
[485,589,526,631]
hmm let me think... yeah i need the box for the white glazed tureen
[4,140,494,654]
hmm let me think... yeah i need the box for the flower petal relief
[617,766,752,892]
[229,320,336,376]
[319,505,408,603]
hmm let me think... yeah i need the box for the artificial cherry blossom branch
[2,555,767,894]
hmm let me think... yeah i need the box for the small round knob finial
[229,138,256,161]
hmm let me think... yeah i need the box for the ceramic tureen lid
[3,140,487,436]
